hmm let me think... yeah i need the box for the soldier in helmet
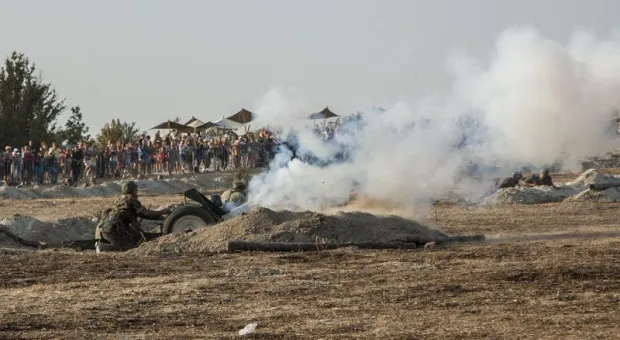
[540,168,555,187]
[221,180,247,209]
[96,180,172,251]
[522,168,555,187]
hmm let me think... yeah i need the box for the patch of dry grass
[0,171,619,338]
[0,195,190,221]
[432,202,620,235]
[0,238,618,339]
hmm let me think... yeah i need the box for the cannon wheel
[162,206,218,235]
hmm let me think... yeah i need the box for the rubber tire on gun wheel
[162,206,218,235]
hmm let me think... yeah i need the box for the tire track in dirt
[487,228,620,243]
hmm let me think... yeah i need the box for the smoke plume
[248,26,620,212]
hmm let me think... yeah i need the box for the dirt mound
[0,228,33,248]
[566,187,620,202]
[563,169,620,203]
[0,173,234,200]
[483,186,578,205]
[0,215,96,246]
[581,149,620,169]
[73,182,122,197]
[0,187,40,200]
[566,168,620,189]
[483,169,620,204]
[163,179,195,192]
[132,207,447,255]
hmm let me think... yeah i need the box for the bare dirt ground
[1,173,619,339]
[0,195,190,222]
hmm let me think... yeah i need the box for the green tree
[96,119,140,146]
[0,52,66,148]
[59,106,90,144]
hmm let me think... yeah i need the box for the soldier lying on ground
[540,168,555,187]
[523,173,543,186]
[523,168,556,188]
[498,172,522,189]
[95,181,171,252]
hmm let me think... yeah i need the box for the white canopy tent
[184,116,205,128]
[186,119,205,128]
[214,116,243,130]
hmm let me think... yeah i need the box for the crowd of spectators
[0,128,279,186]
[313,121,339,140]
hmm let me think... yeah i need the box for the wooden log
[227,240,418,252]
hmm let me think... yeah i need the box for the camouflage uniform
[221,180,247,207]
[96,181,153,251]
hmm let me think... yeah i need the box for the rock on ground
[131,207,447,255]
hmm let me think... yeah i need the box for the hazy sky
[1,0,619,131]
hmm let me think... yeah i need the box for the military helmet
[511,171,522,179]
[232,180,247,191]
[121,181,138,195]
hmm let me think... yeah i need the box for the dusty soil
[133,208,448,254]
[0,236,618,340]
[0,171,238,200]
[0,195,190,222]
[0,171,619,339]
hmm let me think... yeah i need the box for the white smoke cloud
[247,26,620,212]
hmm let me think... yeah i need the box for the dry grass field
[0,173,619,339]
